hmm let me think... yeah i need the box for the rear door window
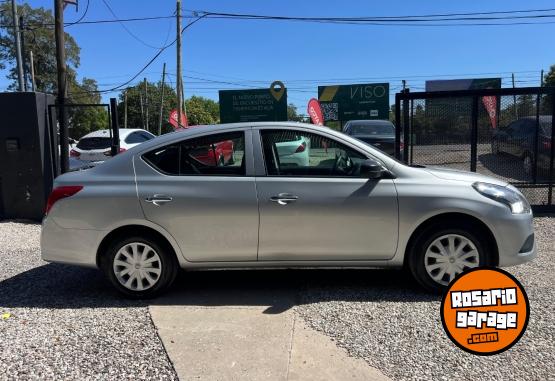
[143,131,245,176]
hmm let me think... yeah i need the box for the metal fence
[395,87,555,212]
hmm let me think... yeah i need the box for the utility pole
[176,0,183,128]
[54,0,69,173]
[19,16,27,91]
[140,93,145,130]
[123,90,128,128]
[158,62,166,135]
[29,51,36,91]
[11,0,24,91]
[512,73,518,119]
[144,78,149,132]
[541,70,544,87]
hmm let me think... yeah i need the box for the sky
[2,0,555,114]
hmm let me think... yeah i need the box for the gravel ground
[0,222,177,380]
[1,218,553,380]
[297,217,555,381]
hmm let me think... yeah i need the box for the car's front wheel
[408,226,490,293]
[102,236,178,298]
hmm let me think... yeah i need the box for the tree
[542,65,555,113]
[185,96,219,125]
[118,82,220,134]
[0,3,80,93]
[0,3,106,139]
[118,81,177,134]
[287,103,304,122]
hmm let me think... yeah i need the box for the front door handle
[145,194,173,206]
[270,193,299,205]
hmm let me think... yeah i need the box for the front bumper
[489,211,537,267]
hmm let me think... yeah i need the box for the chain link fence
[396,87,555,212]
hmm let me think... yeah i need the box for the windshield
[77,137,112,150]
[349,123,395,135]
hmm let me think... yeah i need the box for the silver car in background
[41,122,536,297]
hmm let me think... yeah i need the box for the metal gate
[47,98,120,174]
[395,87,555,212]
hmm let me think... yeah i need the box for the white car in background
[70,128,156,163]
[274,133,310,167]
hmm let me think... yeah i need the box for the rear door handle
[145,194,173,206]
[270,193,299,205]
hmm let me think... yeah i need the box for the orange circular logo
[440,267,529,356]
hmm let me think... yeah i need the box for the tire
[408,224,491,293]
[101,235,178,298]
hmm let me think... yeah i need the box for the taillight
[45,186,83,215]
[543,141,552,149]
[104,147,126,156]
[70,149,80,158]
[295,142,306,153]
[400,142,405,150]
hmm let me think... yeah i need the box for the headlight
[472,182,531,214]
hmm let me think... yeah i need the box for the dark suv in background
[492,115,553,176]
[342,120,400,156]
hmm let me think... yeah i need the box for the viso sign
[219,82,287,123]
[318,83,389,122]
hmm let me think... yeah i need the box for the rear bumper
[41,216,101,268]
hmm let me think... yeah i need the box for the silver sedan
[41,122,536,297]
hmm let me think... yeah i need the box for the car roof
[80,128,149,139]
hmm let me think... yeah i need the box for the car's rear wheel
[408,226,490,293]
[102,236,178,298]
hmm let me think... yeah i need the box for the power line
[4,7,555,29]
[100,0,173,49]
[65,0,90,27]
[69,14,208,96]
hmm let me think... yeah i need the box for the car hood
[423,166,509,186]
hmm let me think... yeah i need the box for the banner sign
[169,109,188,129]
[219,82,288,123]
[318,83,389,122]
[307,98,324,126]
[482,96,498,129]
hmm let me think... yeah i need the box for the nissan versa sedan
[41,122,536,297]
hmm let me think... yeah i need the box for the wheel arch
[96,224,182,268]
[403,212,499,268]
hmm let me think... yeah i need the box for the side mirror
[360,158,385,179]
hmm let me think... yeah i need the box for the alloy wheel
[424,234,480,286]
[113,242,162,291]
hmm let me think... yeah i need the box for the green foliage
[0,3,106,139]
[185,95,219,126]
[0,3,80,92]
[117,82,220,134]
[287,103,304,122]
[118,81,178,135]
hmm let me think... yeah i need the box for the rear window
[76,137,112,150]
[349,124,394,135]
